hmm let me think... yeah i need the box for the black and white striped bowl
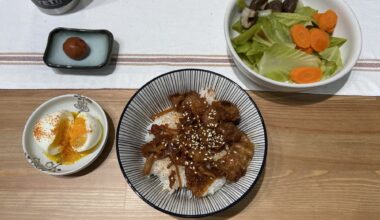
[116,69,267,217]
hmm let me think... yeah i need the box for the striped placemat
[1,53,379,72]
[0,0,379,96]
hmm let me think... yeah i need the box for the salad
[232,0,347,84]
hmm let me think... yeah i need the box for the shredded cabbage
[258,44,321,75]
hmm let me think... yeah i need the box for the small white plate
[22,94,109,176]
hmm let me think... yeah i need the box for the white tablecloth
[0,0,379,95]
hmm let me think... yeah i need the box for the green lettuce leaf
[260,17,294,47]
[250,17,294,48]
[329,37,347,48]
[247,41,269,56]
[272,12,312,27]
[234,41,251,54]
[253,32,273,47]
[245,41,268,65]
[319,46,344,77]
[247,54,262,65]
[319,46,343,68]
[232,20,246,34]
[321,60,338,77]
[236,0,246,11]
[232,22,262,45]
[258,43,321,75]
[264,71,289,82]
[295,6,318,17]
[241,54,259,72]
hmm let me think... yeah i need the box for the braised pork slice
[216,135,254,182]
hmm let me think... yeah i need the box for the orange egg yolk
[69,116,87,149]
[46,113,95,165]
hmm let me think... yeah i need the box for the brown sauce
[151,108,174,120]
[141,91,254,197]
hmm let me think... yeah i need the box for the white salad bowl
[224,0,362,92]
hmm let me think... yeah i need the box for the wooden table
[0,90,379,220]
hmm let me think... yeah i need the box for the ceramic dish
[22,94,109,175]
[224,0,362,92]
[43,27,114,69]
[116,69,267,217]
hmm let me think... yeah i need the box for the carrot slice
[318,10,338,32]
[312,13,322,23]
[291,24,311,49]
[298,47,314,54]
[310,28,330,52]
[290,67,322,84]
[326,26,335,34]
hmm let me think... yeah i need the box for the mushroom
[241,0,268,29]
[264,0,283,12]
[282,0,299,13]
[241,8,258,29]
[249,0,268,10]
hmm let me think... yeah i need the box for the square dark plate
[43,27,114,69]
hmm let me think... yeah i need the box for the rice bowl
[116,69,267,217]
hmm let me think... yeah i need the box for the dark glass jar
[31,0,80,15]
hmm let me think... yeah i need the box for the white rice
[202,177,226,196]
[199,88,216,105]
[144,89,226,197]
[151,111,182,129]
[144,111,181,142]
[148,157,187,193]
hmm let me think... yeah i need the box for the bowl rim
[224,0,363,89]
[21,94,109,176]
[116,68,268,218]
[43,27,114,70]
